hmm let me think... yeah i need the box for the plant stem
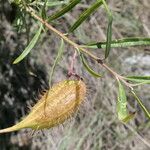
[25,6,134,89]
[68,50,77,76]
[26,7,99,61]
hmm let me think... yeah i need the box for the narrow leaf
[105,15,112,58]
[125,76,150,84]
[80,54,101,78]
[69,0,103,32]
[31,1,69,7]
[13,24,42,64]
[49,38,64,87]
[84,37,150,49]
[48,0,81,21]
[131,90,150,120]
[117,81,134,123]
[41,0,48,20]
[101,0,113,59]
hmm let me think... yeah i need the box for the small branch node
[97,59,104,64]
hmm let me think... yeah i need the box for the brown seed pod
[0,80,86,133]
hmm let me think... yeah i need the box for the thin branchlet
[23,6,136,89]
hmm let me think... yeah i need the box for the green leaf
[84,37,150,49]
[105,15,112,58]
[80,54,101,78]
[41,0,48,20]
[30,0,69,7]
[13,24,42,64]
[48,0,81,21]
[131,90,150,120]
[117,81,134,123]
[49,38,64,87]
[69,0,103,32]
[125,76,150,84]
[101,0,113,59]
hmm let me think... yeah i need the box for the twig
[25,6,136,89]
[68,50,77,77]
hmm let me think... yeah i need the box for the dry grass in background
[0,0,150,149]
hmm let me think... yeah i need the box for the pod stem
[0,120,27,134]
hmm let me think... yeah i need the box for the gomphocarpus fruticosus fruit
[0,79,86,133]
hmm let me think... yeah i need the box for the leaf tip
[13,59,18,64]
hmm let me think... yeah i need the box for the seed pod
[0,80,86,133]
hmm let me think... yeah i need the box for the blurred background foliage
[0,0,150,149]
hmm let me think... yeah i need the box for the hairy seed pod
[0,80,86,133]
